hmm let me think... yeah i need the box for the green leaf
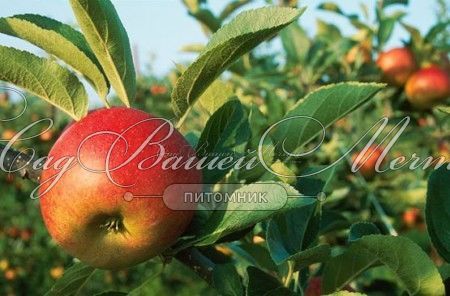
[69,0,135,106]
[171,6,305,117]
[196,100,251,183]
[322,235,445,295]
[266,166,337,265]
[128,267,165,296]
[45,262,95,296]
[198,80,234,115]
[246,266,294,296]
[303,39,352,83]
[177,183,316,248]
[213,264,244,296]
[288,244,331,271]
[382,0,409,8]
[439,264,450,281]
[189,8,221,33]
[317,2,345,15]
[296,165,337,196]
[437,106,450,114]
[266,201,318,264]
[272,82,384,157]
[426,165,450,263]
[232,242,278,272]
[219,0,253,21]
[0,14,109,100]
[348,222,380,242]
[320,210,350,235]
[425,21,450,43]
[0,46,88,120]
[401,22,424,46]
[238,133,275,182]
[280,22,311,64]
[316,20,342,41]
[378,12,405,47]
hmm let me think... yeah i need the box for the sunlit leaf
[70,0,135,106]
[0,46,88,120]
[172,6,305,117]
[0,14,109,100]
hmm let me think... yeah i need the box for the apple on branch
[39,107,202,270]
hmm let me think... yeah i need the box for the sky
[0,0,442,102]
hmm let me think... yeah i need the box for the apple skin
[405,66,450,109]
[351,145,385,179]
[39,107,202,270]
[376,47,416,86]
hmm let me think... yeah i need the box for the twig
[0,143,43,182]
[175,248,215,284]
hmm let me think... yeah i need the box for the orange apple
[2,129,15,141]
[150,85,168,96]
[4,268,16,281]
[39,129,54,142]
[50,266,64,279]
[403,208,421,228]
[351,145,385,179]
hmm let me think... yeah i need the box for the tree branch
[0,143,215,284]
[175,248,215,284]
[0,143,43,182]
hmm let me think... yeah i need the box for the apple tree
[0,0,449,295]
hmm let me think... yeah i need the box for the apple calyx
[100,216,125,234]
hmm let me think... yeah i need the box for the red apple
[150,85,168,96]
[351,145,385,179]
[417,117,428,127]
[376,47,416,86]
[437,141,449,161]
[403,208,421,228]
[39,107,202,270]
[405,65,450,109]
